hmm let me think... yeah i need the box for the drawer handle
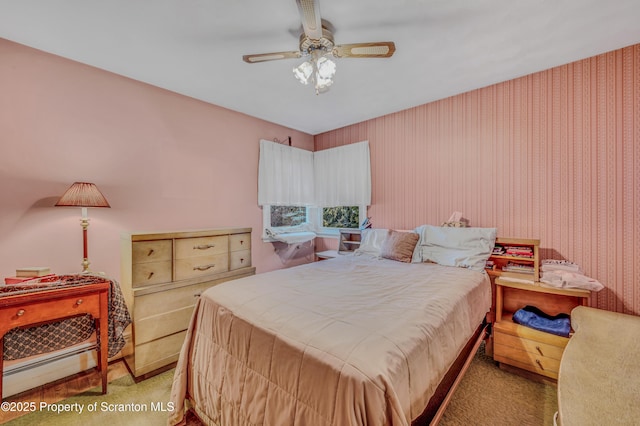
[535,345,544,356]
[76,299,83,305]
[240,258,245,263]
[193,293,201,298]
[240,240,244,245]
[535,359,544,370]
[193,264,215,271]
[148,271,154,280]
[147,249,155,256]
[194,244,215,250]
[16,309,25,317]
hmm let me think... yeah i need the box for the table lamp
[55,182,111,273]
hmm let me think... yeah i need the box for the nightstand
[493,278,590,381]
[0,281,110,399]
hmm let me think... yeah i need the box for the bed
[169,226,496,425]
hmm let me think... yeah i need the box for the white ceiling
[1,1,640,135]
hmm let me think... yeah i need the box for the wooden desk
[0,281,110,399]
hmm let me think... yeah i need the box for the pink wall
[0,39,314,279]
[316,44,640,315]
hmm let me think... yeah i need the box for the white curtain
[314,141,371,207]
[258,140,315,206]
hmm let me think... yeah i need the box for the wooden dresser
[120,227,255,379]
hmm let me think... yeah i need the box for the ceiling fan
[242,0,396,95]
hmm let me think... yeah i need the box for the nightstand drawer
[0,293,100,328]
[494,329,566,361]
[494,339,562,379]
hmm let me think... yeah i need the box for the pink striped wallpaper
[315,44,640,315]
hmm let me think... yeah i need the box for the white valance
[258,140,315,206]
[258,139,371,207]
[314,141,371,207]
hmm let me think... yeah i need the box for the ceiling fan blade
[333,42,396,58]
[296,0,323,40]
[243,51,302,63]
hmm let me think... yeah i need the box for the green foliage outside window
[323,206,359,228]
[270,206,306,227]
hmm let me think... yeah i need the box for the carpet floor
[439,344,558,426]
[6,343,558,425]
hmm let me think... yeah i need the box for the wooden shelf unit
[338,229,361,254]
[486,237,540,283]
[493,278,590,381]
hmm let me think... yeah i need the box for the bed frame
[413,319,490,425]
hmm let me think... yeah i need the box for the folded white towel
[541,270,604,291]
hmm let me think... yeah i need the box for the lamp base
[81,258,90,274]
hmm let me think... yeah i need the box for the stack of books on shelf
[504,246,534,258]
[500,261,535,283]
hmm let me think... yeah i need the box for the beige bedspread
[169,255,490,426]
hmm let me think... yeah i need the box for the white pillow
[354,228,389,257]
[411,225,497,271]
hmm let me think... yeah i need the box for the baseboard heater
[4,342,97,376]
[3,342,98,398]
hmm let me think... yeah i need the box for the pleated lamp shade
[55,182,111,208]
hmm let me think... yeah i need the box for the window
[262,205,365,239]
[258,140,370,240]
[269,206,306,227]
[322,206,360,229]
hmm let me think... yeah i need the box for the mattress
[169,255,491,426]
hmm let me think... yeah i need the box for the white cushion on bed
[411,225,497,271]
[354,228,389,257]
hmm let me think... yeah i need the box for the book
[16,267,51,277]
[5,274,55,284]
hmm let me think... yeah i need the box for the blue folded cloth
[512,305,571,337]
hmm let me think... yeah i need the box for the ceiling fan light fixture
[293,60,314,85]
[293,51,336,94]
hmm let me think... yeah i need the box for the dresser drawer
[132,260,172,287]
[134,305,195,345]
[174,253,229,281]
[133,330,187,375]
[175,236,228,259]
[230,250,251,270]
[134,280,218,319]
[230,233,251,252]
[132,240,172,263]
